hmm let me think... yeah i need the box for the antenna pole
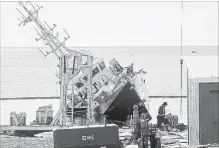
[16,1,83,58]
[180,1,184,122]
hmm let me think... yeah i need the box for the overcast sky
[1,2,218,47]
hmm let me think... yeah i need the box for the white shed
[183,56,219,147]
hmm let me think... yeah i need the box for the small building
[183,56,219,147]
[10,111,26,126]
[36,104,54,125]
[30,120,37,125]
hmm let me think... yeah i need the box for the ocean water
[0,46,218,125]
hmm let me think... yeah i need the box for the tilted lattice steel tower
[17,1,94,126]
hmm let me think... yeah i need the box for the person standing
[131,99,152,140]
[138,99,152,122]
[157,102,169,130]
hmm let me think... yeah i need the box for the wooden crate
[184,56,219,147]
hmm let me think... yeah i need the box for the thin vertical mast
[180,1,184,121]
[181,2,183,58]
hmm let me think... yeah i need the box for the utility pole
[180,1,184,121]
[87,55,94,124]
[60,55,68,125]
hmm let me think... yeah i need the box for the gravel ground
[0,129,189,148]
[0,135,53,148]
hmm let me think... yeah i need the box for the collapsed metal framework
[17,1,94,126]
[10,112,27,126]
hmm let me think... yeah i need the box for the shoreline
[0,96,187,100]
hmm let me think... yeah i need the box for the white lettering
[82,135,94,140]
[82,136,86,140]
[91,135,94,140]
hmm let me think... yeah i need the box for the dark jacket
[138,104,148,115]
[158,105,165,116]
[138,104,152,121]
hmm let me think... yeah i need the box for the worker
[157,102,169,131]
[132,99,152,140]
[138,99,152,122]
[166,113,178,128]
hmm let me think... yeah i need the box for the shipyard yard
[1,1,219,148]
[0,134,53,148]
[0,129,190,148]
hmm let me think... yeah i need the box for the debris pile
[118,127,189,148]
